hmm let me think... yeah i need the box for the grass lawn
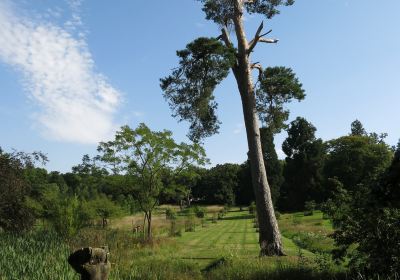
[1,207,343,280]
[174,209,315,267]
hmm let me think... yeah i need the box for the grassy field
[0,207,346,280]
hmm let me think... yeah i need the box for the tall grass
[1,209,394,280]
[0,231,75,280]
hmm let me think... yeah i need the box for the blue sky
[0,0,399,172]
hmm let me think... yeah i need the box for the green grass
[0,208,345,280]
[279,211,336,254]
[175,209,314,267]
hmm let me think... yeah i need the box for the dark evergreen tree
[236,160,255,206]
[350,119,366,136]
[260,127,283,204]
[280,117,325,211]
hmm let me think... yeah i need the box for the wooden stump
[68,247,111,280]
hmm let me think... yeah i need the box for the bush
[0,152,35,232]
[165,208,177,220]
[193,206,206,218]
[304,200,316,216]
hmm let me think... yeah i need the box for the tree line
[1,118,399,275]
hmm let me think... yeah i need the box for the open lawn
[0,207,345,280]
[174,209,315,267]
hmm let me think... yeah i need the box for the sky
[0,0,399,172]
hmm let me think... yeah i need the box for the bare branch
[220,26,233,48]
[251,63,263,85]
[259,38,279,44]
[260,30,272,37]
[247,21,278,55]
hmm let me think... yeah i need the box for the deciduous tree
[98,123,207,238]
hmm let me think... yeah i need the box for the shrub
[304,200,316,216]
[193,206,206,218]
[0,152,35,232]
[165,208,177,220]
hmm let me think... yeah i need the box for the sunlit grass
[0,207,345,280]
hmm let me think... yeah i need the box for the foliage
[166,208,177,220]
[98,123,207,237]
[196,163,240,205]
[198,0,295,25]
[0,148,46,232]
[160,37,235,141]
[323,141,400,276]
[350,119,366,136]
[163,0,303,257]
[304,200,316,216]
[86,195,122,227]
[235,161,255,205]
[26,183,92,236]
[324,134,392,192]
[257,67,305,134]
[193,205,207,218]
[163,166,203,208]
[260,127,283,204]
[280,117,326,210]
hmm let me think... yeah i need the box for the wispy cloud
[0,0,122,144]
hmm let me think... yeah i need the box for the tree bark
[147,211,152,239]
[231,0,284,256]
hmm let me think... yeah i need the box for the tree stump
[68,247,111,280]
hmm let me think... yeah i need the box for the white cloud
[0,1,122,144]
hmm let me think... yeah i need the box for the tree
[98,123,207,238]
[87,195,122,228]
[196,163,240,205]
[236,161,255,206]
[163,166,202,209]
[350,119,366,136]
[257,67,305,134]
[27,183,91,237]
[259,127,283,205]
[324,135,392,192]
[161,0,299,256]
[324,140,400,276]
[0,148,47,232]
[280,117,325,211]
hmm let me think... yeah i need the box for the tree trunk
[146,211,152,239]
[231,1,284,256]
[143,212,148,239]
